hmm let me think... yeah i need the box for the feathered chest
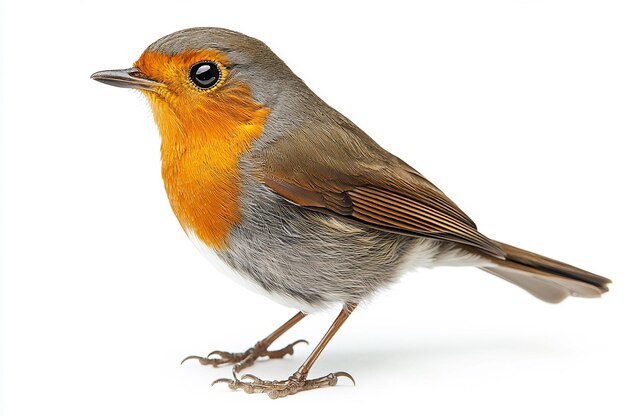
[144,87,270,249]
[161,143,243,249]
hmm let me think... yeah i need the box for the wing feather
[255,123,505,257]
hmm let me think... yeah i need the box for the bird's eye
[188,61,221,90]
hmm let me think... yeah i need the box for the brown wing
[255,121,504,258]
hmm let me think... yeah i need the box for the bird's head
[91,27,306,151]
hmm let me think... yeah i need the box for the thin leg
[182,311,307,372]
[214,303,357,399]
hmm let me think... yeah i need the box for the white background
[1,1,625,416]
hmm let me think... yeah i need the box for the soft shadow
[252,335,563,377]
[182,335,563,382]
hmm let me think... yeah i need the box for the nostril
[129,70,149,79]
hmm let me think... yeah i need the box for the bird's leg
[213,303,357,399]
[182,311,307,373]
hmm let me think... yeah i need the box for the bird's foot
[212,370,355,399]
[181,339,308,372]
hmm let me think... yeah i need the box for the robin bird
[91,27,611,399]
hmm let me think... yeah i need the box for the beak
[90,68,165,91]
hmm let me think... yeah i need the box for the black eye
[188,61,221,90]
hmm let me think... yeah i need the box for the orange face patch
[134,50,270,249]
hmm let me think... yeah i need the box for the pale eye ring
[188,61,221,90]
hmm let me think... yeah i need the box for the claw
[211,377,235,387]
[263,339,309,359]
[206,350,222,358]
[241,374,262,383]
[333,371,356,386]
[180,355,205,365]
[207,350,234,359]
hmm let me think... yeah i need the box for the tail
[480,241,611,303]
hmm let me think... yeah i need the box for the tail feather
[480,241,611,304]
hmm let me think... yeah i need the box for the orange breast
[135,50,270,249]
